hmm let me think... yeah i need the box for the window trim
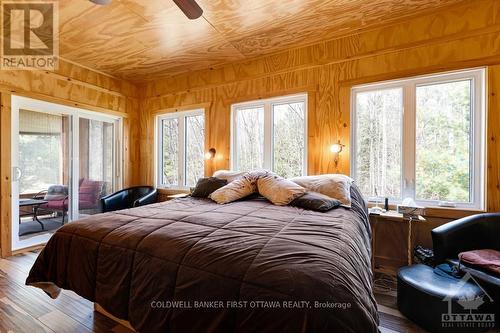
[230,93,308,176]
[155,109,205,189]
[350,68,486,210]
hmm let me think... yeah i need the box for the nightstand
[369,210,426,272]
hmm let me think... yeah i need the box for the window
[351,69,485,209]
[157,110,205,187]
[19,133,62,194]
[231,94,307,178]
[18,110,65,194]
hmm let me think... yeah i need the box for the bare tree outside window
[159,110,205,188]
[185,115,205,187]
[235,107,264,171]
[352,69,484,209]
[273,102,305,178]
[355,88,403,199]
[162,118,179,186]
[416,80,471,202]
[232,95,307,177]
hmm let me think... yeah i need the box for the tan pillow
[209,173,257,204]
[257,173,306,205]
[212,170,247,183]
[290,174,353,207]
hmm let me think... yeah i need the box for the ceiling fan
[89,0,203,20]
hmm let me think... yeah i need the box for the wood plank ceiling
[59,0,468,82]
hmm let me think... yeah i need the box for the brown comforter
[26,186,378,332]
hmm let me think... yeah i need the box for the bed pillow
[290,174,353,207]
[191,177,228,198]
[212,170,247,183]
[290,192,341,212]
[209,173,257,204]
[257,172,306,205]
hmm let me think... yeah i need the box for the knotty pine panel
[0,93,12,258]
[487,66,500,212]
[142,0,500,97]
[53,0,470,81]
[138,0,500,213]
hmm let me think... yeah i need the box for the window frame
[156,109,205,189]
[350,68,486,210]
[230,93,308,176]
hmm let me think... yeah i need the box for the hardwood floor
[373,274,428,333]
[0,251,133,333]
[0,251,487,333]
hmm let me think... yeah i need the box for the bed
[26,185,379,332]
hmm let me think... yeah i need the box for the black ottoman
[397,264,495,333]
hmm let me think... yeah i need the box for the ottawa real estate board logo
[441,272,495,330]
[1,1,59,70]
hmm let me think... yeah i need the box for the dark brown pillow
[191,177,228,198]
[290,192,341,212]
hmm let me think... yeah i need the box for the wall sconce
[205,148,216,160]
[330,141,345,167]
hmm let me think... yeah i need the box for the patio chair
[33,179,105,224]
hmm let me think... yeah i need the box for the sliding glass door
[11,96,122,251]
[16,109,72,247]
[78,118,118,218]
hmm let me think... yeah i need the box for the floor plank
[0,251,133,333]
[38,309,93,333]
[0,297,53,333]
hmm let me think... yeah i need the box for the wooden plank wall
[0,61,141,257]
[138,0,500,214]
[0,93,12,258]
[487,65,500,212]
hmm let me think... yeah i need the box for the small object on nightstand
[369,206,384,215]
[384,198,389,211]
[397,198,424,218]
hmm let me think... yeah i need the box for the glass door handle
[12,167,22,181]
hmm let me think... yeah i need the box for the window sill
[157,187,191,202]
[367,202,485,220]
[420,206,485,219]
[157,187,191,194]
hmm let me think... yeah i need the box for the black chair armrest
[133,189,158,208]
[101,189,130,213]
[431,213,500,263]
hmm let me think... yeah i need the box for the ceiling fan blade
[89,0,112,4]
[173,0,203,20]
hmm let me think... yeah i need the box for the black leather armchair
[432,213,500,263]
[397,214,500,332]
[432,213,500,307]
[101,186,158,213]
